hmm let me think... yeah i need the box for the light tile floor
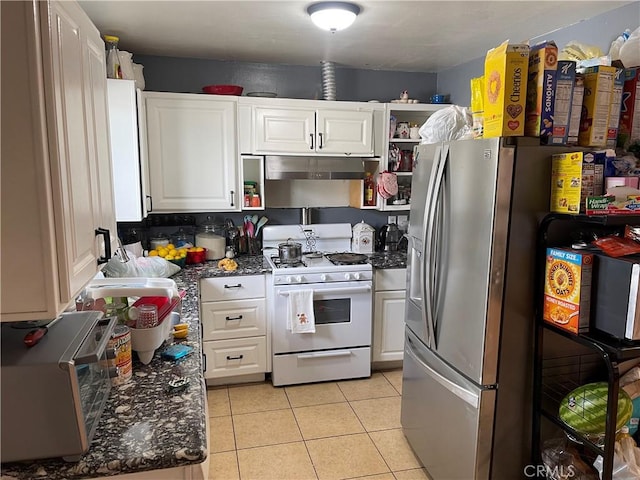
[207,369,433,480]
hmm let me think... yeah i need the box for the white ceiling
[79,0,631,73]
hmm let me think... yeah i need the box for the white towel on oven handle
[287,289,316,333]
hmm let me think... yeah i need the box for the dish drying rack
[85,278,185,364]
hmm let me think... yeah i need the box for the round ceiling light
[307,2,361,32]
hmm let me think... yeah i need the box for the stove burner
[303,252,323,259]
[270,256,305,268]
[326,253,368,265]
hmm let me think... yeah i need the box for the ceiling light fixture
[307,2,361,32]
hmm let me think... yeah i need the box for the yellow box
[550,151,584,214]
[578,65,615,147]
[543,247,593,334]
[483,40,530,137]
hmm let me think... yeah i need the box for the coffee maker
[378,223,401,251]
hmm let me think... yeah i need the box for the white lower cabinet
[373,268,407,363]
[200,275,268,380]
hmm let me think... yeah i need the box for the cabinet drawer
[375,268,407,291]
[201,298,266,341]
[203,337,267,378]
[200,275,265,302]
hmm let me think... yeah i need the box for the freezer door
[401,328,496,480]
[429,138,513,386]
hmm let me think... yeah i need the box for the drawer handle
[226,355,244,360]
[224,284,242,289]
[226,315,243,321]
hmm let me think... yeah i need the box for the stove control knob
[353,273,361,280]
[344,273,351,280]
[286,276,292,283]
[320,274,327,282]
[295,276,302,283]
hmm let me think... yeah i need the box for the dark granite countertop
[367,251,407,269]
[1,270,208,479]
[1,252,402,478]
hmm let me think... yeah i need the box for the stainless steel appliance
[402,138,576,479]
[263,223,373,386]
[1,311,117,462]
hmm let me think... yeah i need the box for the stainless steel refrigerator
[402,137,573,479]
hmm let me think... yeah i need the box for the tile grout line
[283,386,321,480]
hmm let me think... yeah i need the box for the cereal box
[618,67,640,149]
[606,68,625,148]
[578,65,616,147]
[525,41,558,140]
[568,74,585,145]
[483,40,530,138]
[550,151,584,214]
[543,247,593,334]
[547,60,576,145]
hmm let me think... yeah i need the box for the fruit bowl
[202,84,243,95]
[168,257,186,268]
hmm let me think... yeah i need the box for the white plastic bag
[419,105,473,144]
[619,26,640,68]
[102,254,180,278]
[593,438,640,479]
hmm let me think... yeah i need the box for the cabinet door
[144,93,239,212]
[84,27,118,259]
[373,290,406,362]
[46,0,102,301]
[107,79,146,221]
[253,106,315,153]
[317,109,373,155]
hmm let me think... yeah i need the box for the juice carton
[550,151,583,214]
[606,68,625,148]
[568,74,585,145]
[618,67,640,150]
[525,41,558,141]
[547,61,576,145]
[483,40,530,138]
[543,247,593,334]
[578,65,616,147]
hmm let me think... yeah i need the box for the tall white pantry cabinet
[1,0,118,321]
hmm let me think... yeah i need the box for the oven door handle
[278,286,371,296]
[297,350,353,359]
[75,316,118,365]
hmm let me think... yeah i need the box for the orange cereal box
[483,40,530,138]
[543,247,593,334]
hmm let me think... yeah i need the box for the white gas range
[262,223,373,386]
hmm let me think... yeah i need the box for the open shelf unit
[532,212,640,480]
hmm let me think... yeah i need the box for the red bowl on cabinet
[202,84,243,95]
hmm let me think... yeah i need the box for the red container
[202,84,243,95]
[186,248,207,264]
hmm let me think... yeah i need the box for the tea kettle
[378,223,401,252]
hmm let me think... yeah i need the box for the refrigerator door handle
[425,144,448,350]
[421,145,442,348]
[406,335,480,409]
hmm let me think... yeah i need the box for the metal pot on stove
[278,239,302,264]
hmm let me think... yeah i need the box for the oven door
[272,281,372,354]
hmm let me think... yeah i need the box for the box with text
[483,40,530,138]
[547,60,576,145]
[543,247,593,334]
[525,41,558,141]
[578,65,615,147]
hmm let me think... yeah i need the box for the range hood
[265,156,372,180]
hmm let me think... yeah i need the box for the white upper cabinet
[142,92,240,212]
[1,0,116,321]
[107,79,148,221]
[242,98,375,156]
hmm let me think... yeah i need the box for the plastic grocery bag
[102,254,180,278]
[593,438,640,479]
[419,105,473,144]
